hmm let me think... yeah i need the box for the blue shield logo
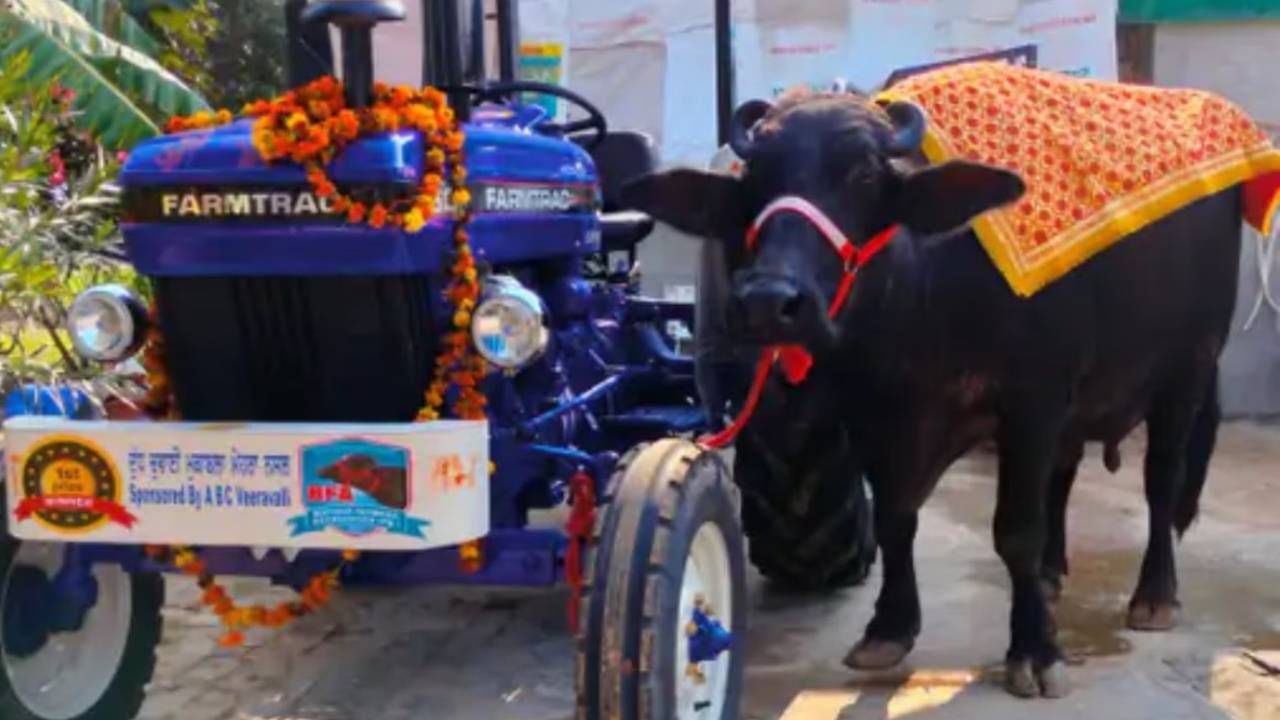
[287,438,430,539]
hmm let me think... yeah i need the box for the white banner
[516,0,1118,165]
[568,0,665,48]
[3,418,489,551]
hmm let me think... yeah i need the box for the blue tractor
[0,2,873,718]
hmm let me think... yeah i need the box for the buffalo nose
[733,275,805,334]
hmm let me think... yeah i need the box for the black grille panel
[154,276,437,422]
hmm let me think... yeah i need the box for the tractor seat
[600,211,655,253]
[572,130,660,252]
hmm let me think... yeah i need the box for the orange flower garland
[144,544,358,646]
[164,108,234,133]
[142,77,489,647]
[139,303,176,420]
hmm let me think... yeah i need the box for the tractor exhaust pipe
[302,1,407,109]
[422,0,472,120]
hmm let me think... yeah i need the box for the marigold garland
[142,77,489,648]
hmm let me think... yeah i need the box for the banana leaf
[0,0,209,148]
[63,0,161,55]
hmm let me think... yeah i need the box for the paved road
[140,422,1280,720]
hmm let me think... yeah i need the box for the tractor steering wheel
[454,80,608,147]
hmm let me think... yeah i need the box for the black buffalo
[623,90,1232,698]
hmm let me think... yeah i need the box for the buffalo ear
[891,161,1025,235]
[619,169,745,241]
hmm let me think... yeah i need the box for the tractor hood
[119,109,601,277]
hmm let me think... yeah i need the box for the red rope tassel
[564,470,596,630]
[698,224,899,450]
[699,349,776,450]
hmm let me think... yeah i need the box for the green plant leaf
[0,0,209,148]
[64,0,161,55]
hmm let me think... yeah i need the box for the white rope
[1241,210,1280,333]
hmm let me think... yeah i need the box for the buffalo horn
[729,99,773,159]
[881,100,926,156]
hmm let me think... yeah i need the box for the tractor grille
[152,276,437,422]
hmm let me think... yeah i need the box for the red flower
[48,150,66,187]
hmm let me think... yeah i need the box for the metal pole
[465,0,485,83]
[422,0,446,86]
[442,0,469,119]
[496,0,518,82]
[714,0,734,147]
[422,0,470,119]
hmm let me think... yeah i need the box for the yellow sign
[15,436,136,534]
[517,41,565,118]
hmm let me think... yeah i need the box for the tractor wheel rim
[676,522,733,720]
[2,542,132,720]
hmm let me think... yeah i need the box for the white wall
[1155,22,1280,418]
[365,1,498,88]
[1154,22,1280,134]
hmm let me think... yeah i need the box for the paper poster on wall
[1014,0,1118,79]
[568,0,664,47]
[846,0,1117,90]
[570,43,667,148]
[662,26,719,166]
[745,0,854,98]
[515,0,1118,166]
[518,42,565,120]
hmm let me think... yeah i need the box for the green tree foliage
[0,1,293,405]
[0,53,142,398]
[0,0,210,148]
[129,0,290,111]
[0,0,292,149]
[205,0,289,109]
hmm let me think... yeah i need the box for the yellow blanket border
[876,89,1280,297]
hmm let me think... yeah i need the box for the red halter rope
[699,196,898,449]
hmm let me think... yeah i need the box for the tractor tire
[0,488,164,720]
[732,382,877,593]
[575,439,746,720]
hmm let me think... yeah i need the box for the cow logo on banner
[287,438,430,539]
[16,436,138,534]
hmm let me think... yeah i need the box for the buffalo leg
[1128,388,1199,631]
[1041,441,1083,603]
[995,409,1070,698]
[844,493,921,670]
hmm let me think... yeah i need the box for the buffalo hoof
[843,637,914,670]
[1127,601,1180,631]
[1005,658,1071,699]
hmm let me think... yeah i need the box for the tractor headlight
[470,276,549,370]
[66,285,148,362]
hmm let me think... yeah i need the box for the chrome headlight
[66,285,148,362]
[470,276,549,370]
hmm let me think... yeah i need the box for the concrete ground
[139,421,1280,720]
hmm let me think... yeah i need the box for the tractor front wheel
[575,439,746,720]
[0,509,163,720]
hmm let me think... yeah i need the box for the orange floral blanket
[876,62,1280,297]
